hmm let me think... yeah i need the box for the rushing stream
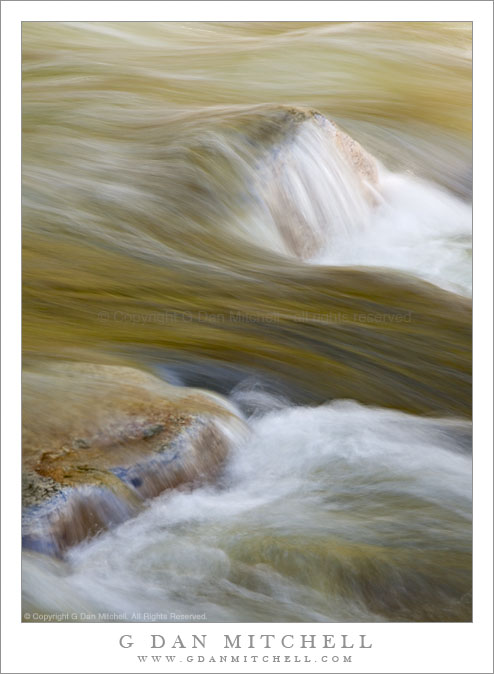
[22,22,472,622]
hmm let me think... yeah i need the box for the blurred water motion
[22,22,471,622]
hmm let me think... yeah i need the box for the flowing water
[22,22,472,622]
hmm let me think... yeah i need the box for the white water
[21,113,472,622]
[192,114,472,296]
[22,21,472,624]
[23,398,471,622]
[22,120,472,622]
[314,168,472,296]
[241,114,472,295]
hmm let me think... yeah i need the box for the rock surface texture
[22,363,246,556]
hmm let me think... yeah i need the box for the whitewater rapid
[21,21,472,623]
[23,395,471,622]
[21,122,472,620]
[21,115,472,622]
[314,168,471,296]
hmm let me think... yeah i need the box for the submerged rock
[253,106,380,259]
[22,363,246,556]
[22,104,471,419]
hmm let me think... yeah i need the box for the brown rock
[22,363,246,556]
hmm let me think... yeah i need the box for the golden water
[22,22,472,622]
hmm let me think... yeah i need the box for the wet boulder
[255,106,381,259]
[22,363,246,556]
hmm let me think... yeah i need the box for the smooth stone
[22,362,246,556]
[256,106,380,259]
